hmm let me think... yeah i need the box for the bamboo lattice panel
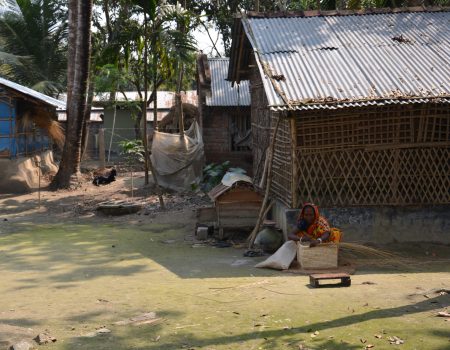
[270,115,292,207]
[296,105,450,206]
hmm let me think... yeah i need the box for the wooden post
[34,158,41,208]
[98,128,105,169]
[38,160,41,208]
[148,155,165,210]
[131,170,134,199]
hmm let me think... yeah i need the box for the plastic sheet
[150,121,204,191]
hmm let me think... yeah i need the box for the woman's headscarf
[298,203,320,222]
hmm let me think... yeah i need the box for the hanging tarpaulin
[150,121,204,191]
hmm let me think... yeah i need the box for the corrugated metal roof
[0,76,66,109]
[241,10,450,110]
[57,107,104,122]
[206,58,250,106]
[93,90,198,109]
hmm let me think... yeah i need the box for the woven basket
[297,243,339,269]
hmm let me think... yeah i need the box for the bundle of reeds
[18,110,65,149]
[339,242,411,269]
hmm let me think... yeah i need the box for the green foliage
[201,161,231,192]
[200,161,246,192]
[92,1,196,99]
[200,161,245,192]
[0,0,68,95]
[119,139,145,164]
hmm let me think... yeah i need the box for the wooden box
[297,243,339,269]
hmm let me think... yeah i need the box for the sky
[0,0,226,57]
[192,22,225,57]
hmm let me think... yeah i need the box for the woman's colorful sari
[296,203,342,243]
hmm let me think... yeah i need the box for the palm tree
[0,0,67,96]
[50,0,93,189]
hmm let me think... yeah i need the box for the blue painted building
[0,77,65,159]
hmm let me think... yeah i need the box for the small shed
[208,177,263,239]
[197,55,252,173]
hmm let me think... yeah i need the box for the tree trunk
[51,0,93,189]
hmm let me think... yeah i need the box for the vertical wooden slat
[290,116,298,207]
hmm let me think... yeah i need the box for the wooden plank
[310,273,350,279]
[196,207,217,222]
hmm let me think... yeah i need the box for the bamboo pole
[248,117,282,248]
[143,5,149,185]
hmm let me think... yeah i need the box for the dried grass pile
[18,110,65,149]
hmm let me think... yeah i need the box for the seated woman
[288,203,342,247]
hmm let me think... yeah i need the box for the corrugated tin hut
[0,76,65,158]
[197,55,253,173]
[0,77,65,193]
[228,7,450,243]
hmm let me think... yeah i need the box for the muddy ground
[0,172,449,350]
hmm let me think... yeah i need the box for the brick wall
[203,106,253,174]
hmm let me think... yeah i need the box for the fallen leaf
[388,336,404,345]
[365,344,375,349]
[361,338,367,343]
[374,334,383,339]
[437,311,450,317]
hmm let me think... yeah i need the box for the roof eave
[269,96,450,111]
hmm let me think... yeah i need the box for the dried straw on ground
[339,242,412,269]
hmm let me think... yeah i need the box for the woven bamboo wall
[295,104,450,206]
[250,66,271,185]
[250,66,293,206]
